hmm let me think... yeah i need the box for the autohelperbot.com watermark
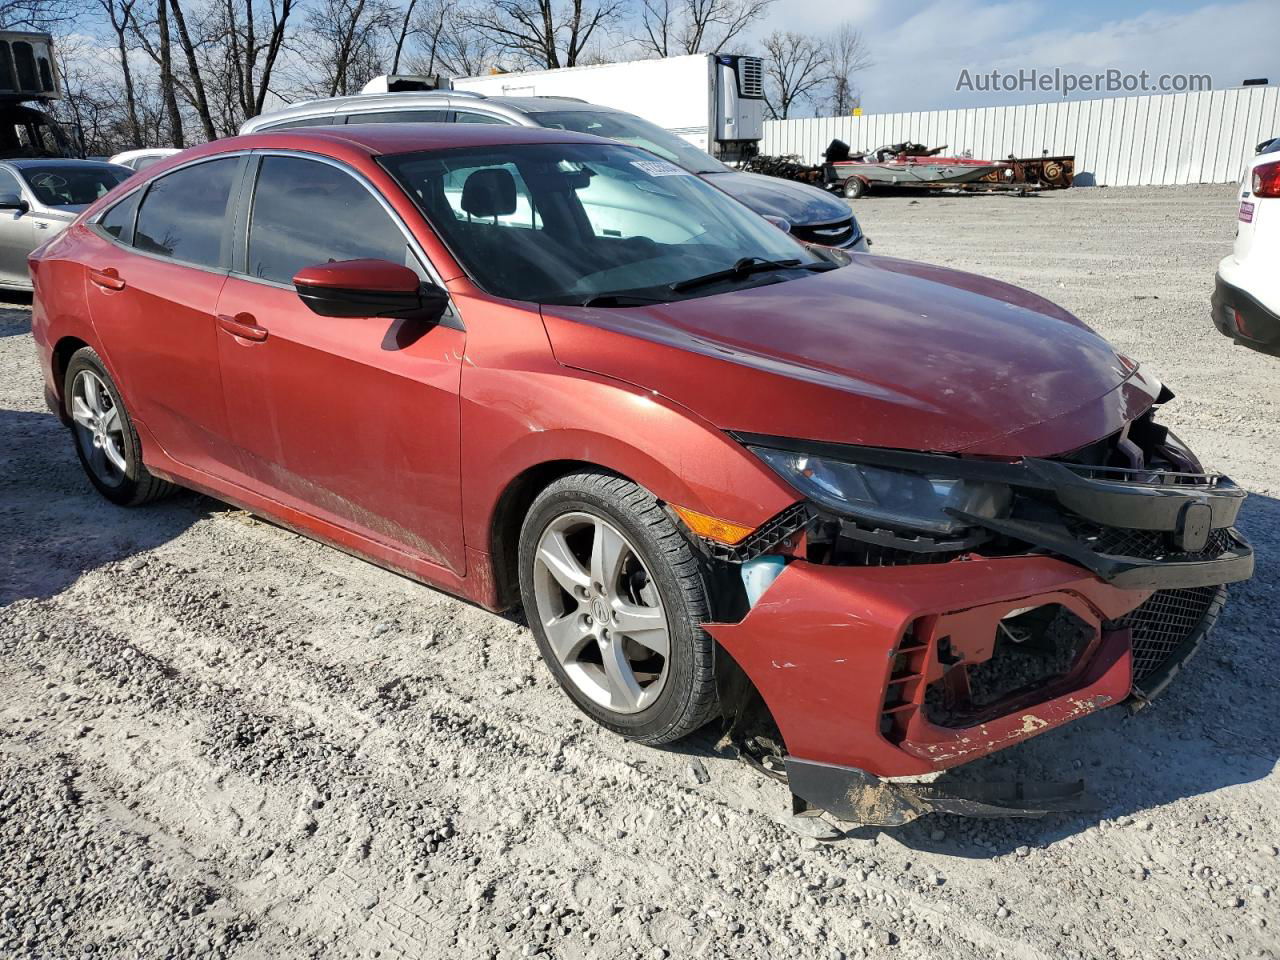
[956,68,1213,98]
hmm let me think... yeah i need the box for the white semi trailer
[450,54,766,163]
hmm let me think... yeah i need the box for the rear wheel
[518,472,718,744]
[843,177,867,199]
[64,347,175,506]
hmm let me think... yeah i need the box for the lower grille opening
[924,604,1094,727]
[1115,586,1220,684]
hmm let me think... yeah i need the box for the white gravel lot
[1,183,1277,960]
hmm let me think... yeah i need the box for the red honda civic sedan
[30,125,1253,823]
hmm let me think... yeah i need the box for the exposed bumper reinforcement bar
[785,757,1098,826]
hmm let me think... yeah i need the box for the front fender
[454,290,798,563]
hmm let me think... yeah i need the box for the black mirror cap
[0,192,28,212]
[295,280,450,324]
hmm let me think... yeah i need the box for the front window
[20,163,129,207]
[381,142,825,306]
[534,109,726,175]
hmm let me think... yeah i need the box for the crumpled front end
[700,409,1252,824]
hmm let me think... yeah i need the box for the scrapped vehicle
[1212,137,1280,353]
[240,92,867,251]
[0,158,130,290]
[823,139,1011,199]
[31,126,1253,825]
[108,148,180,172]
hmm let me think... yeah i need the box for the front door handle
[217,313,268,342]
[89,267,126,291]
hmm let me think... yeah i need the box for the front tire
[517,471,718,744]
[64,347,175,506]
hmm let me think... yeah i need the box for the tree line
[4,0,870,155]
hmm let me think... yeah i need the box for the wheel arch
[49,335,92,421]
[487,458,624,610]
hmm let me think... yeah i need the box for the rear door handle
[217,313,268,342]
[89,267,126,291]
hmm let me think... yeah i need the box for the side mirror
[0,192,28,214]
[292,258,449,323]
[761,214,791,233]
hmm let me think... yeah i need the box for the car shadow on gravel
[862,493,1280,858]
[0,294,31,338]
[0,407,208,606]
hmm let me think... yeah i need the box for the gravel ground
[2,183,1278,960]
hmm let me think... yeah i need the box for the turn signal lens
[671,505,756,545]
[1253,160,1280,198]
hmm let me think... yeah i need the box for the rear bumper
[1212,270,1280,351]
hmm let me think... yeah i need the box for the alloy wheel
[70,369,127,487]
[532,512,670,714]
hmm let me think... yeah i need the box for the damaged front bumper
[703,452,1250,824]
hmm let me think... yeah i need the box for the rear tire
[64,347,175,506]
[517,471,719,744]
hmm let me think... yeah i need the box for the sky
[749,0,1280,114]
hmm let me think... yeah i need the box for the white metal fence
[760,86,1280,187]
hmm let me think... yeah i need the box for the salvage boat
[823,139,1012,198]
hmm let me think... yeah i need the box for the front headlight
[749,446,1010,536]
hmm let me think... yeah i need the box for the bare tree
[302,0,396,97]
[99,0,143,148]
[636,0,773,58]
[460,0,625,70]
[759,30,829,120]
[155,0,184,146]
[166,0,216,140]
[822,21,869,115]
[388,0,416,74]
[0,0,83,28]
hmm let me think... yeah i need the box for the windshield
[381,142,824,306]
[20,163,129,207]
[534,110,727,175]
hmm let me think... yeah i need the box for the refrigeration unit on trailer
[451,54,766,162]
[0,31,72,157]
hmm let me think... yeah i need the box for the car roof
[5,157,126,169]
[245,92,623,126]
[226,122,609,156]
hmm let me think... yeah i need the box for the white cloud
[749,0,1280,114]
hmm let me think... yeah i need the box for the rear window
[346,109,448,123]
[134,157,239,268]
[263,116,337,130]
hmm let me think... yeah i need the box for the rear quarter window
[97,189,142,243]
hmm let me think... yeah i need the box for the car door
[214,152,468,576]
[0,166,33,286]
[82,155,245,478]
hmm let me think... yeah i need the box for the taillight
[1253,160,1280,198]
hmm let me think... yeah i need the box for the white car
[1213,139,1280,352]
[107,147,180,172]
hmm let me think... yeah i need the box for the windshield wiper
[669,257,833,293]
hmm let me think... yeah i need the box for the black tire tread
[522,470,719,745]
[65,347,177,507]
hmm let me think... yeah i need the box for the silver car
[240,92,868,251]
[0,158,132,290]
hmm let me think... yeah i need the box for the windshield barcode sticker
[630,160,691,177]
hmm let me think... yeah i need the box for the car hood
[541,254,1160,458]
[700,170,852,226]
